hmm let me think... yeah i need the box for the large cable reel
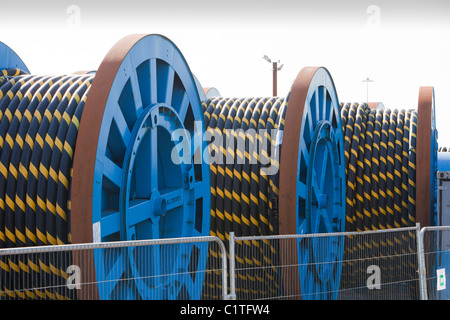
[72,34,211,300]
[278,67,345,300]
[341,89,436,232]
[0,34,211,300]
[339,87,437,298]
[200,67,346,300]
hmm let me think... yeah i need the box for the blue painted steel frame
[294,68,346,300]
[0,41,29,72]
[91,35,210,300]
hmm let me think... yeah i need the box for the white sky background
[1,1,449,146]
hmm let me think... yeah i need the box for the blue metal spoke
[150,59,158,104]
[112,102,132,144]
[102,155,123,187]
[312,205,321,233]
[103,249,127,297]
[332,112,343,151]
[299,136,310,166]
[178,91,189,123]
[297,180,307,200]
[311,271,320,299]
[325,94,332,123]
[133,127,152,198]
[313,90,320,124]
[127,245,161,299]
[129,69,144,116]
[318,149,328,192]
[324,277,331,300]
[164,243,187,300]
[318,279,326,300]
[192,138,202,167]
[127,225,136,241]
[298,239,311,287]
[150,216,161,239]
[127,199,152,227]
[317,86,324,120]
[319,208,333,233]
[100,210,121,238]
[150,225,162,284]
[320,86,326,120]
[333,122,342,145]
[181,273,196,299]
[329,100,337,123]
[150,126,158,191]
[164,67,175,106]
[171,243,204,300]
[321,87,329,121]
[307,92,316,127]
[194,181,209,199]
[297,217,308,234]
[307,273,316,299]
[305,107,313,138]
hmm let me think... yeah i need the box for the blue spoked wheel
[0,41,29,72]
[279,67,345,300]
[71,34,210,300]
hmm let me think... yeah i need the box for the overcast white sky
[1,1,450,145]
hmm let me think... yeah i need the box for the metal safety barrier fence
[418,226,450,300]
[1,226,450,300]
[0,236,228,300]
[229,226,423,300]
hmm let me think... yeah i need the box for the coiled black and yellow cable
[201,96,285,299]
[0,68,93,299]
[340,102,419,295]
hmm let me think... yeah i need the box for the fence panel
[6,226,449,300]
[418,226,450,300]
[230,226,421,300]
[0,236,227,300]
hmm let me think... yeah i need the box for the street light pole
[273,61,277,97]
[263,55,283,97]
[362,77,374,105]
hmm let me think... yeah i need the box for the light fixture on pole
[362,77,374,105]
[263,55,283,97]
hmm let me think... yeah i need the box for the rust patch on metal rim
[416,86,435,228]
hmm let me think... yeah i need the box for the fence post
[228,231,237,300]
[416,223,428,300]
